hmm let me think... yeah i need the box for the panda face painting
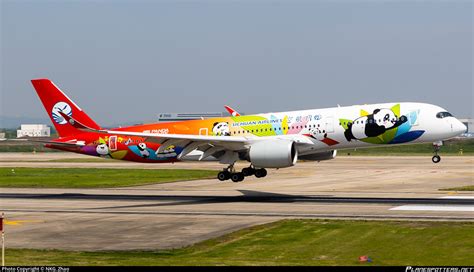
[374,109,397,129]
[344,108,407,141]
[308,123,327,141]
[137,142,150,158]
[96,144,109,156]
[213,122,230,136]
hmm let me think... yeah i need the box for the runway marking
[2,208,474,221]
[440,196,474,199]
[4,219,44,226]
[390,205,474,212]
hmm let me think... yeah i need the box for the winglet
[224,105,240,117]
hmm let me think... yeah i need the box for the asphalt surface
[0,153,473,251]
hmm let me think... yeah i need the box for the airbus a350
[30,79,467,182]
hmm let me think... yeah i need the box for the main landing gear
[217,165,267,182]
[432,141,442,163]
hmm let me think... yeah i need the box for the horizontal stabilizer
[25,138,85,147]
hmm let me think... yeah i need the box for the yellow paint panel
[173,124,190,131]
[111,150,128,160]
[391,104,400,116]
[5,219,44,226]
[282,116,288,134]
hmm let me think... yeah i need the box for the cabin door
[325,117,334,133]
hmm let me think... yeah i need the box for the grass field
[0,167,217,188]
[339,138,474,156]
[46,158,123,163]
[6,220,474,266]
[440,185,474,191]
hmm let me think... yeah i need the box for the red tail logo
[31,79,101,137]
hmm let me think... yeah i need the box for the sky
[1,0,472,127]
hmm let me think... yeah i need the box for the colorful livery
[30,79,467,182]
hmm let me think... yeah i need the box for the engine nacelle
[298,150,337,161]
[249,140,298,168]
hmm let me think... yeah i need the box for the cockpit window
[436,112,453,118]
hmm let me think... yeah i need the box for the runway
[0,153,473,251]
[2,191,474,205]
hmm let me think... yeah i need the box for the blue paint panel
[270,115,283,135]
[389,130,425,144]
[129,146,180,160]
[395,110,418,138]
[395,121,411,138]
[408,111,419,125]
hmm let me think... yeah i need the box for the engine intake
[249,140,298,168]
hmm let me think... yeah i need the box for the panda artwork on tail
[344,108,408,141]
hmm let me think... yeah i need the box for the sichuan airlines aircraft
[30,79,467,182]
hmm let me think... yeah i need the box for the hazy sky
[1,0,472,126]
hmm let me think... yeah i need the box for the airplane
[30,78,467,182]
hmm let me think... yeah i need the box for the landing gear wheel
[242,167,256,176]
[217,171,230,181]
[432,141,442,164]
[255,168,267,178]
[231,173,244,182]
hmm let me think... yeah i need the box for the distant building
[0,132,5,141]
[157,112,230,122]
[17,124,51,138]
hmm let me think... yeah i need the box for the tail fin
[31,78,101,138]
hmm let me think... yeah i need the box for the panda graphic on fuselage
[96,144,109,157]
[309,122,327,141]
[344,108,408,141]
[137,142,150,158]
[212,122,230,136]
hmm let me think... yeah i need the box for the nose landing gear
[432,141,442,163]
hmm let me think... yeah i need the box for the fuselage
[49,102,467,163]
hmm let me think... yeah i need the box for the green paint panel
[232,115,275,136]
[339,119,352,130]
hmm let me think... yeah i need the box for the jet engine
[249,140,298,168]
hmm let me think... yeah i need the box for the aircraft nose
[453,119,467,135]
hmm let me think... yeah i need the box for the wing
[58,111,314,161]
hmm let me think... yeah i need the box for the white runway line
[390,195,474,212]
[440,196,474,199]
[390,205,474,212]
